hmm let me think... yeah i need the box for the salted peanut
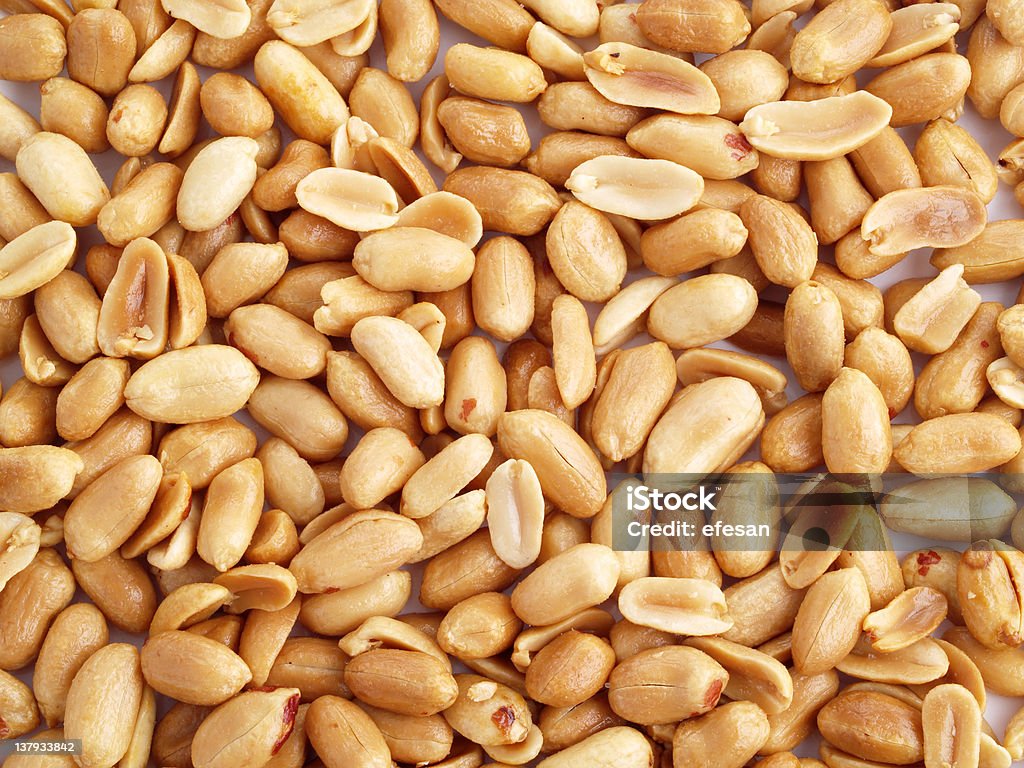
[344,649,457,717]
[863,186,987,260]
[606,645,728,726]
[203,242,289,318]
[353,228,475,295]
[674,701,770,768]
[213,563,298,613]
[645,376,764,477]
[16,133,109,227]
[95,238,169,361]
[0,548,73,670]
[445,167,561,237]
[547,295,595,410]
[98,163,183,247]
[365,138,437,204]
[0,13,66,81]
[38,77,108,154]
[1005,83,1024,139]
[537,726,652,768]
[804,157,873,245]
[1000,305,1024,369]
[225,304,330,381]
[191,687,300,768]
[346,69,417,150]
[0,94,40,164]
[751,155,802,203]
[843,328,914,415]
[63,454,161,562]
[437,592,521,661]
[420,527,520,611]
[416,78,462,175]
[566,155,703,221]
[19,314,75,387]
[128,18,195,82]
[932,221,1024,284]
[740,91,891,161]
[865,52,971,126]
[480,458,542,569]
[159,61,201,158]
[817,691,924,764]
[648,274,758,349]
[921,685,982,768]
[522,631,615,709]
[915,302,1003,420]
[582,41,719,116]
[349,315,444,409]
[197,72,274,140]
[194,458,263,572]
[847,127,921,200]
[545,202,626,304]
[145,505,199,573]
[589,277,671,354]
[248,376,350,462]
[526,134,638,191]
[820,367,892,474]
[261,636,348,701]
[400,435,492,520]
[988,357,1024,409]
[444,337,506,437]
[783,281,845,392]
[266,262,354,323]
[677,638,791,717]
[539,693,625,752]
[434,98,529,170]
[325,351,421,439]
[160,0,249,38]
[63,644,143,768]
[441,674,532,748]
[253,41,348,145]
[895,413,1022,474]
[789,0,891,83]
[635,0,749,53]
[834,229,907,281]
[0,174,50,244]
[591,342,675,461]
[125,345,259,424]
[506,544,619,627]
[942,625,1024,698]
[739,195,817,288]
[149,582,231,635]
[791,568,871,675]
[65,407,151,500]
[618,577,733,636]
[867,3,960,68]
[176,137,259,232]
[264,0,371,46]
[505,340,553,412]
[0,511,40,594]
[913,119,997,205]
[74,550,159,634]
[290,509,422,593]
[967,17,1024,119]
[627,114,759,181]
[158,417,256,491]
[498,410,606,519]
[294,169,398,234]
[442,44,547,105]
[756,668,838,753]
[235,596,301,688]
[306,697,391,768]
[66,8,136,96]
[432,0,532,50]
[409,490,486,564]
[747,9,798,66]
[806,265,882,340]
[338,428,423,510]
[860,587,947,654]
[470,238,534,343]
[245,508,301,565]
[0,377,57,448]
[526,21,583,80]
[957,540,1024,650]
[0,669,40,740]
[30,272,99,370]
[884,478,1014,544]
[140,630,251,706]
[697,50,788,123]
[538,82,647,139]
[314,276,412,337]
[106,84,168,157]
[339,616,449,669]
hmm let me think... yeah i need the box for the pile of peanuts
[5,0,1024,765]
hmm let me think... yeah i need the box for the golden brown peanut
[894,413,1022,474]
[19,313,76,387]
[16,133,109,227]
[848,126,921,199]
[420,527,519,610]
[348,68,418,148]
[266,262,355,323]
[290,510,422,593]
[804,157,873,245]
[862,587,947,654]
[0,669,40,740]
[245,508,301,565]
[790,0,892,84]
[784,281,845,392]
[641,208,747,276]
[158,417,256,490]
[39,77,108,154]
[264,637,349,701]
[865,52,971,127]
[32,606,107,728]
[106,84,167,157]
[307,696,391,768]
[224,303,330,380]
[433,0,533,51]
[64,644,144,768]
[752,155,802,203]
[867,3,960,67]
[352,228,474,294]
[817,691,924,764]
[444,167,561,237]
[538,81,648,139]
[525,631,616,708]
[141,630,252,706]
[536,727,651,768]
[198,72,274,140]
[162,0,249,38]
[548,294,595,410]
[128,18,195,83]
[739,195,817,288]
[810,263,884,339]
[0,174,50,243]
[203,240,289,317]
[966,17,1024,120]
[0,222,78,305]
[159,61,202,159]
[0,378,57,448]
[648,274,758,349]
[66,9,136,97]
[326,351,422,439]
[920,684,981,768]
[915,118,998,204]
[191,687,301,768]
[253,140,330,212]
[349,314,444,408]
[607,645,727,725]
[65,408,152,499]
[545,201,626,303]
[914,302,1003,420]
[673,701,770,768]
[498,410,606,519]
[471,237,535,342]
[125,345,260,424]
[792,568,871,675]
[254,41,348,144]
[761,669,839,753]
[932,221,1024,284]
[698,50,788,122]
[195,457,263,572]
[0,94,40,164]
[538,694,625,752]
[957,540,1024,650]
[636,0,750,54]
[98,163,183,247]
[0,548,74,671]
[443,674,532,746]
[95,238,169,361]
[255,438,323,525]
[740,91,892,161]
[444,45,546,105]
[250,376,350,462]
[0,14,66,82]
[843,327,914,416]
[821,367,892,474]
[345,649,458,717]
